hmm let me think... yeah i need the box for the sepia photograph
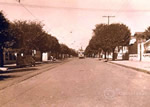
[0,0,150,106]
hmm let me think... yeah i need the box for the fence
[129,53,150,62]
[142,53,150,62]
[129,54,138,61]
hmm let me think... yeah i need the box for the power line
[16,1,52,33]
[113,0,128,16]
[18,3,37,19]
[0,2,111,11]
[1,1,150,12]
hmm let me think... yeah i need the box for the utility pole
[102,16,115,25]
[18,0,20,3]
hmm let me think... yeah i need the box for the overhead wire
[108,0,128,24]
[15,0,72,44]
[15,1,53,34]
[112,0,128,16]
[0,1,150,12]
[18,3,37,19]
[1,0,149,37]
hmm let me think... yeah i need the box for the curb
[109,61,150,75]
[3,59,67,72]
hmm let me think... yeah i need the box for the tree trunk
[55,52,58,59]
[0,47,4,67]
[104,51,107,59]
[48,52,51,60]
[40,51,43,62]
[98,52,100,58]
[16,53,21,66]
[112,49,115,61]
[57,52,60,59]
[55,52,57,59]
[60,53,62,59]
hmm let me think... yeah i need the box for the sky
[1,0,150,50]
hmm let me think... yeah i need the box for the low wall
[142,53,150,62]
[129,53,150,62]
[129,54,139,61]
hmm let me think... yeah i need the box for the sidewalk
[0,58,69,72]
[1,60,57,70]
[110,60,150,74]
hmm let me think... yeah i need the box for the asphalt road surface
[0,58,150,107]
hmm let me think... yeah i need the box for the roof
[134,32,144,35]
[129,35,136,45]
[144,39,150,47]
[129,38,136,45]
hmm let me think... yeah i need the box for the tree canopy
[9,20,77,61]
[0,13,77,66]
[0,11,13,67]
[85,23,131,60]
[10,21,44,53]
[144,26,150,40]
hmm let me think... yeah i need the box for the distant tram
[78,48,85,59]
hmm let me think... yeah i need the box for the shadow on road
[0,75,16,81]
[0,68,38,74]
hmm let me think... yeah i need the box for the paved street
[0,58,150,107]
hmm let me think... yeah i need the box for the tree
[50,36,60,59]
[10,20,44,55]
[69,48,77,57]
[93,24,111,59]
[107,24,131,60]
[88,36,101,57]
[10,20,75,62]
[87,23,131,60]
[60,44,70,59]
[34,32,53,61]
[10,20,54,62]
[0,11,12,67]
[144,26,150,40]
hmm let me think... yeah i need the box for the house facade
[2,49,49,65]
[129,32,150,62]
[3,48,17,64]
